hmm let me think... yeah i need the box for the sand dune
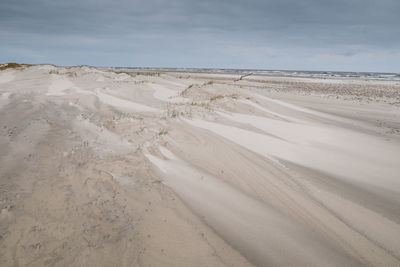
[1,65,400,266]
[0,70,15,84]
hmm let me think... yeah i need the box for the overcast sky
[1,0,399,72]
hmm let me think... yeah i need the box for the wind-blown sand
[0,65,400,266]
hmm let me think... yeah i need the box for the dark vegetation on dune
[0,63,32,71]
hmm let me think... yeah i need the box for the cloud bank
[1,0,399,72]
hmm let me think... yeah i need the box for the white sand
[0,92,11,109]
[184,116,400,192]
[149,83,188,103]
[46,74,76,96]
[47,75,159,113]
[145,146,357,266]
[0,70,15,84]
[94,90,160,113]
[1,65,400,267]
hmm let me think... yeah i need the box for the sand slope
[1,65,400,266]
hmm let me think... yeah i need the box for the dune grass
[0,63,25,70]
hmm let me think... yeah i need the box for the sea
[113,67,400,82]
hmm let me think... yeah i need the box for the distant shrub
[210,95,224,101]
[158,129,168,135]
[0,63,24,70]
[136,72,160,77]
[210,94,239,101]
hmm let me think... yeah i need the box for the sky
[0,0,399,72]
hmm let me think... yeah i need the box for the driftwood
[234,73,253,82]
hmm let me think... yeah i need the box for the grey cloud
[0,0,399,71]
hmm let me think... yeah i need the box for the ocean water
[251,70,400,82]
[113,67,400,82]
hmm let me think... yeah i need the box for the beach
[1,64,400,266]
